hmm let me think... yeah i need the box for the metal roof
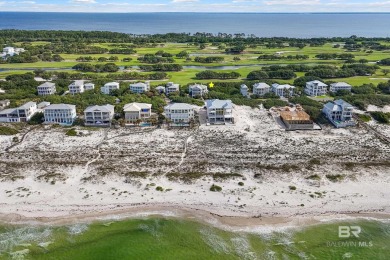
[164,103,194,110]
[84,104,114,113]
[44,104,76,110]
[205,99,233,109]
[37,82,55,88]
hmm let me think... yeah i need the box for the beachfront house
[37,82,56,96]
[84,82,95,91]
[129,81,150,94]
[323,99,355,128]
[0,101,37,123]
[305,80,328,96]
[123,102,152,125]
[165,82,180,95]
[240,84,249,97]
[279,105,314,130]
[101,82,120,95]
[84,104,115,127]
[272,83,295,97]
[68,80,85,95]
[43,104,77,126]
[253,83,271,96]
[329,82,352,93]
[189,84,208,98]
[164,103,195,126]
[0,99,10,109]
[205,99,234,124]
[155,86,166,94]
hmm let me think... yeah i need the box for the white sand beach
[0,106,389,225]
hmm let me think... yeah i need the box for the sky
[0,0,390,13]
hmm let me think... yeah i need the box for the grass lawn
[1,41,390,89]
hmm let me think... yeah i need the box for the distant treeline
[1,30,390,47]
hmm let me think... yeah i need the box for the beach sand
[0,106,389,227]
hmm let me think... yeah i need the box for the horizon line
[1,11,390,14]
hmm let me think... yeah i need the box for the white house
[164,103,195,126]
[205,99,234,124]
[305,80,328,96]
[37,82,56,96]
[84,104,114,127]
[0,99,10,109]
[155,86,166,94]
[165,82,180,95]
[329,82,352,93]
[84,82,95,91]
[123,102,152,125]
[253,83,271,96]
[43,104,77,126]
[101,82,120,95]
[240,84,248,97]
[129,81,150,94]
[272,83,295,97]
[323,99,355,128]
[0,101,37,123]
[68,80,85,95]
[1,47,25,59]
[189,84,208,98]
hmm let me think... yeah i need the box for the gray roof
[0,99,10,104]
[189,84,208,90]
[334,99,353,108]
[272,83,295,89]
[240,84,248,89]
[166,82,179,87]
[307,80,327,87]
[18,101,36,109]
[104,82,119,86]
[330,82,352,87]
[0,108,16,115]
[70,80,84,86]
[130,82,148,87]
[44,103,76,110]
[164,103,194,110]
[206,99,233,109]
[253,83,271,89]
[324,102,340,111]
[38,82,55,88]
[84,104,114,113]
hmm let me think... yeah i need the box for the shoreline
[1,204,389,232]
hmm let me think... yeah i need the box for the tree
[382,69,390,76]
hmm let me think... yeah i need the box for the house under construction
[279,105,314,130]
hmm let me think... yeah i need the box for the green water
[0,218,388,259]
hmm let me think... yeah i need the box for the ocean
[0,218,389,259]
[0,12,390,38]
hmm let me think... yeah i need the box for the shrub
[238,182,244,186]
[306,174,321,180]
[326,174,345,182]
[289,185,297,190]
[65,128,78,136]
[156,186,164,192]
[210,184,222,192]
[0,126,18,135]
[358,114,371,122]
